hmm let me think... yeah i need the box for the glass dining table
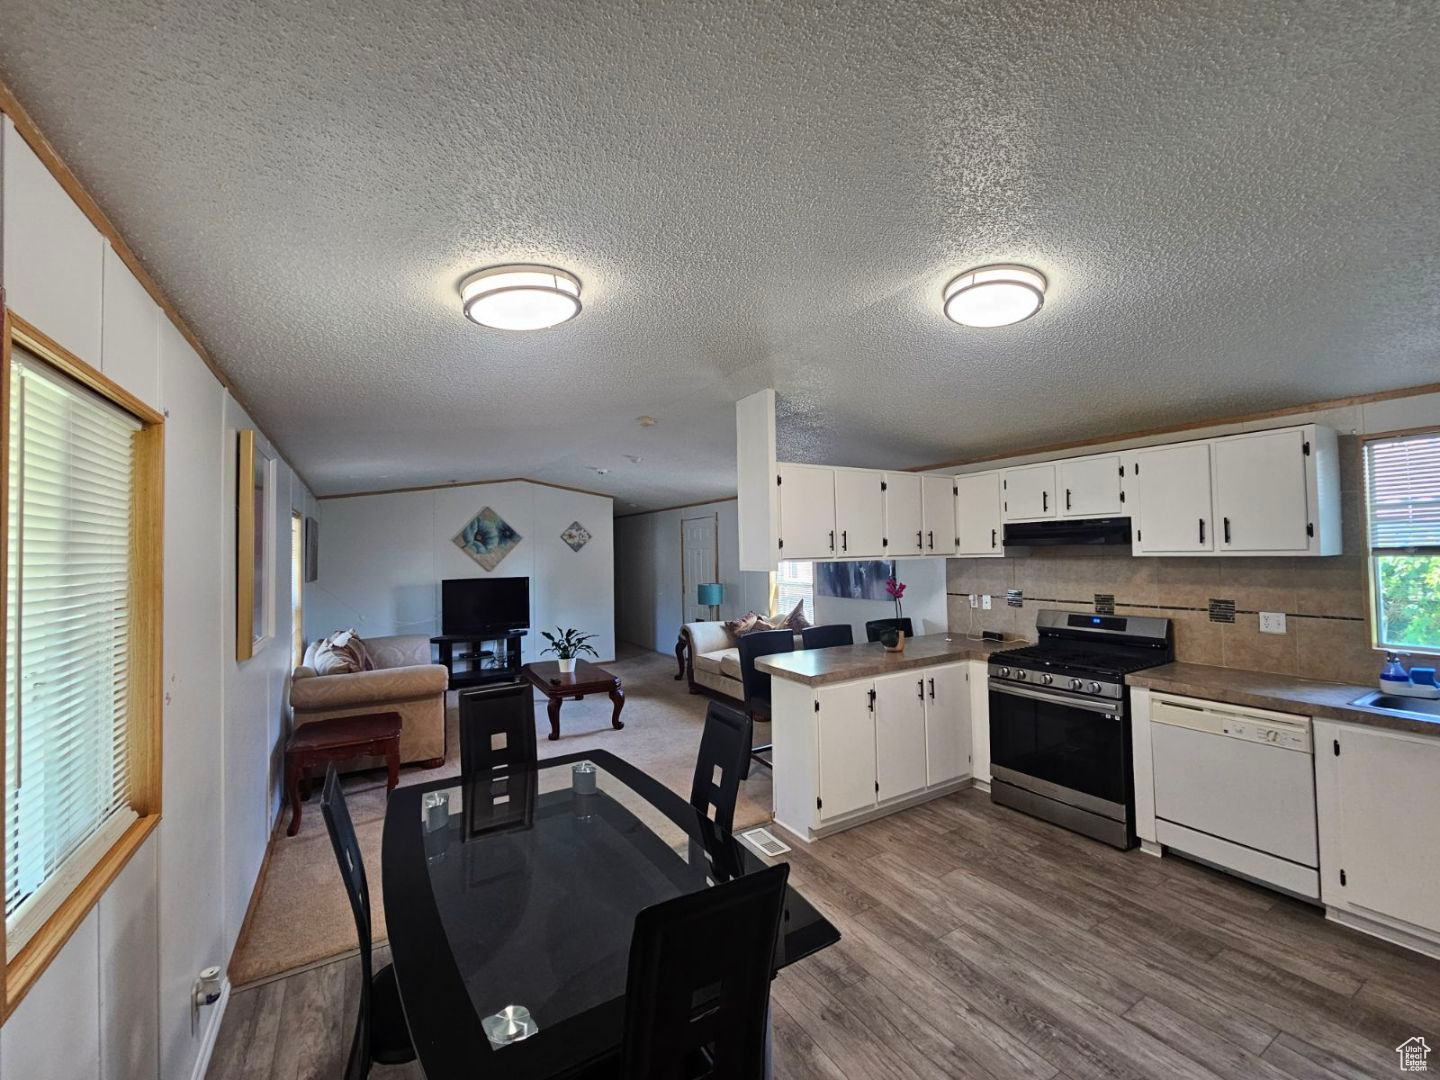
[381,749,839,1079]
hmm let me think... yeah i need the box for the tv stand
[431,630,527,689]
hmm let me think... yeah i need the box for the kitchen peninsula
[756,634,1014,841]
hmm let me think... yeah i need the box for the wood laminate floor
[206,787,1440,1079]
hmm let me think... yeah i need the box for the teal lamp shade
[697,582,724,607]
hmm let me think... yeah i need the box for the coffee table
[522,660,625,741]
[284,711,402,836]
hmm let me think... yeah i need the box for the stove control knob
[1087,681,1103,695]
[997,667,1010,678]
[1015,670,1028,681]
[1069,678,1084,691]
[1040,673,1054,685]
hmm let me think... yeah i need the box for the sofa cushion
[313,629,374,675]
[693,647,739,677]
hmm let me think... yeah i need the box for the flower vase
[883,630,906,653]
[557,657,577,673]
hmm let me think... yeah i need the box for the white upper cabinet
[1059,454,1124,517]
[1002,464,1056,521]
[777,464,837,559]
[921,475,957,555]
[3,116,105,363]
[884,473,924,556]
[1212,427,1330,553]
[955,472,1004,556]
[1132,442,1214,553]
[834,468,885,558]
[101,244,161,408]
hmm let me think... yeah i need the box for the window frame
[1,309,164,1020]
[1363,426,1440,658]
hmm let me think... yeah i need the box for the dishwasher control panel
[1217,717,1310,751]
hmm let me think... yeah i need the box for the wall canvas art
[560,521,592,552]
[453,506,522,571]
[815,560,895,601]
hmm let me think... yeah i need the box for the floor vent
[740,827,791,857]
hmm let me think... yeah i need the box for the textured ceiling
[3,1,1439,510]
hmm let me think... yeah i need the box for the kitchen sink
[1349,690,1440,722]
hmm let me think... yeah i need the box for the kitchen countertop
[1129,662,1440,739]
[756,633,1023,687]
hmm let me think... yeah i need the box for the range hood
[1003,518,1132,547]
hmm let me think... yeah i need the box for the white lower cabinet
[815,682,878,821]
[874,671,929,801]
[1314,720,1440,953]
[926,662,972,786]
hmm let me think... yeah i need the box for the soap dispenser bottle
[1379,652,1410,693]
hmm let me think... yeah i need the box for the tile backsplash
[945,436,1378,686]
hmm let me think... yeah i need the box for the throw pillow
[314,629,371,675]
[780,599,811,631]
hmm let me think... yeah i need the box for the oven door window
[989,688,1129,806]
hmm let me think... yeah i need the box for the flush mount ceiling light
[942,264,1047,328]
[459,264,582,330]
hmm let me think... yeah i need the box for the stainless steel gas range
[987,610,1173,849]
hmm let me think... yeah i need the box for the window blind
[775,560,814,622]
[1366,432,1440,551]
[5,351,141,955]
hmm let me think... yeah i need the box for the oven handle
[989,680,1123,716]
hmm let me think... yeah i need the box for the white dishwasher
[1150,693,1319,899]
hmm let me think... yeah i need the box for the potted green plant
[541,627,599,673]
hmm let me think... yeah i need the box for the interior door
[925,663,971,785]
[833,469,885,557]
[777,464,836,559]
[816,682,878,821]
[955,472,1003,555]
[1133,443,1213,553]
[681,513,719,622]
[884,473,924,556]
[1059,455,1123,517]
[1002,464,1056,521]
[921,475,957,555]
[874,671,929,801]
[1213,428,1310,552]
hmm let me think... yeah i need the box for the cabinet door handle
[1223,517,1231,544]
[1065,488,1072,511]
[916,529,922,548]
[991,528,997,549]
[928,677,935,699]
[842,529,848,551]
[927,530,934,549]
[1199,518,1206,544]
[917,679,925,700]
[1043,491,1048,512]
[829,529,835,551]
[868,688,876,712]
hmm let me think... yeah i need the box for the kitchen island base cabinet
[1314,719,1440,960]
[769,660,981,842]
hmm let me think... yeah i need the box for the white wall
[615,499,771,653]
[812,557,948,642]
[0,113,311,1080]
[307,481,616,662]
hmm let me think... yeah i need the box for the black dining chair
[320,766,416,1079]
[458,680,537,776]
[801,623,853,649]
[689,702,753,836]
[864,617,914,643]
[735,628,794,775]
[620,863,791,1080]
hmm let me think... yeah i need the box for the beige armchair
[291,635,448,767]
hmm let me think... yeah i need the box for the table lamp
[697,582,724,621]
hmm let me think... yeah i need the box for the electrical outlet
[982,594,993,610]
[969,594,978,609]
[1259,611,1287,634]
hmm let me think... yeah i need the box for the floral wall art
[453,506,522,570]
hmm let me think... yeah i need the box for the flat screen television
[441,577,530,635]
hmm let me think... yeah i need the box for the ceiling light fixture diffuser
[460,264,582,330]
[943,264,1046,327]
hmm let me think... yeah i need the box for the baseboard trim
[189,978,231,1080]
[226,809,285,983]
[1326,906,1440,961]
[779,776,974,843]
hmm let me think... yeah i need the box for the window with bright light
[1365,431,1440,654]
[775,560,815,623]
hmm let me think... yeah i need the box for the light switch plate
[1259,611,1287,634]
[982,594,993,610]
[969,594,978,609]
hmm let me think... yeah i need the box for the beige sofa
[674,621,804,704]
[291,635,449,767]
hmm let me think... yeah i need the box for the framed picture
[815,560,895,601]
[236,429,275,660]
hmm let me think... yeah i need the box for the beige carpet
[228,644,773,987]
